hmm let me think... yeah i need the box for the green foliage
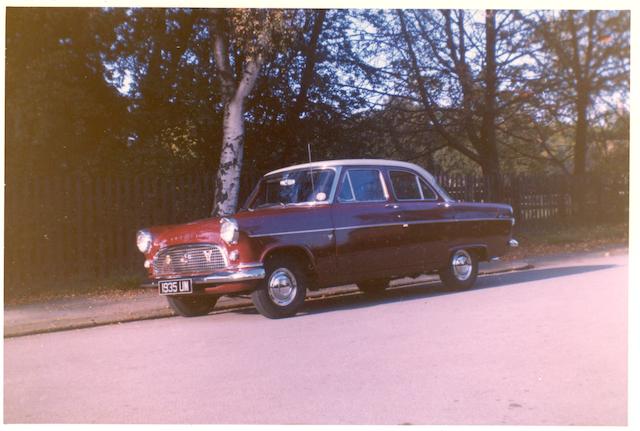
[159,120,202,161]
[6,8,128,179]
[589,112,629,176]
[226,9,297,58]
[4,7,630,187]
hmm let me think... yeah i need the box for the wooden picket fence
[4,173,217,293]
[4,171,628,294]
[434,173,629,223]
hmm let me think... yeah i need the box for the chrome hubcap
[452,250,473,281]
[267,268,297,306]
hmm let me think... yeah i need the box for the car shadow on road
[231,264,617,318]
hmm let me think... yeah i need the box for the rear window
[390,171,421,200]
[419,178,437,200]
[390,170,437,201]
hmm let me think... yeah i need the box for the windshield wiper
[254,202,288,209]
[255,200,321,209]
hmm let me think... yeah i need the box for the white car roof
[265,159,454,202]
[267,159,430,177]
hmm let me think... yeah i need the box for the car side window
[390,170,438,201]
[390,171,421,200]
[337,173,355,202]
[419,178,437,200]
[338,169,386,202]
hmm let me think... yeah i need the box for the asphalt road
[4,252,628,425]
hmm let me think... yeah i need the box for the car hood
[147,217,223,252]
[235,204,333,237]
[143,203,332,257]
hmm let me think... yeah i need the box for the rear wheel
[251,257,308,319]
[167,295,219,317]
[357,278,390,295]
[439,249,478,291]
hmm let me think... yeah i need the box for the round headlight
[136,230,153,253]
[220,217,239,244]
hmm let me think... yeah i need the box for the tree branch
[211,10,236,101]
[396,9,479,163]
[234,54,263,104]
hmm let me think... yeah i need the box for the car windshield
[248,169,336,209]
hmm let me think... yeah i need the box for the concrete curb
[4,260,531,338]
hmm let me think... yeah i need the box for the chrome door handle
[385,204,399,209]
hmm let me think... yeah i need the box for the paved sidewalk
[4,259,534,338]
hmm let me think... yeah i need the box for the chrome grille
[153,244,227,277]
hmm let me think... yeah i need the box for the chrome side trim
[247,217,513,238]
[249,227,334,238]
[333,217,512,231]
[450,217,515,224]
[335,222,400,231]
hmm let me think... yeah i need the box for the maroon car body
[136,159,517,318]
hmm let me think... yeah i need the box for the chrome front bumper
[200,267,265,283]
[141,266,265,288]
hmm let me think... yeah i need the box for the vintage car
[136,159,518,319]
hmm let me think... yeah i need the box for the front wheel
[439,249,479,291]
[167,295,219,317]
[251,257,308,319]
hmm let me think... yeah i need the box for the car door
[386,169,455,269]
[331,167,407,283]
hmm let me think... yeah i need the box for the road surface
[4,252,628,425]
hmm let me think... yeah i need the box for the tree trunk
[282,9,326,165]
[573,86,589,177]
[565,11,594,221]
[572,84,590,220]
[212,99,245,216]
[480,154,502,203]
[210,10,263,217]
[480,9,503,202]
[211,58,262,217]
[289,10,326,123]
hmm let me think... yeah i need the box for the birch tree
[210,9,295,216]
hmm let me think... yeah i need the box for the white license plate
[158,279,193,295]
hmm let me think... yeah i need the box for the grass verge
[506,220,628,260]
[5,273,149,306]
